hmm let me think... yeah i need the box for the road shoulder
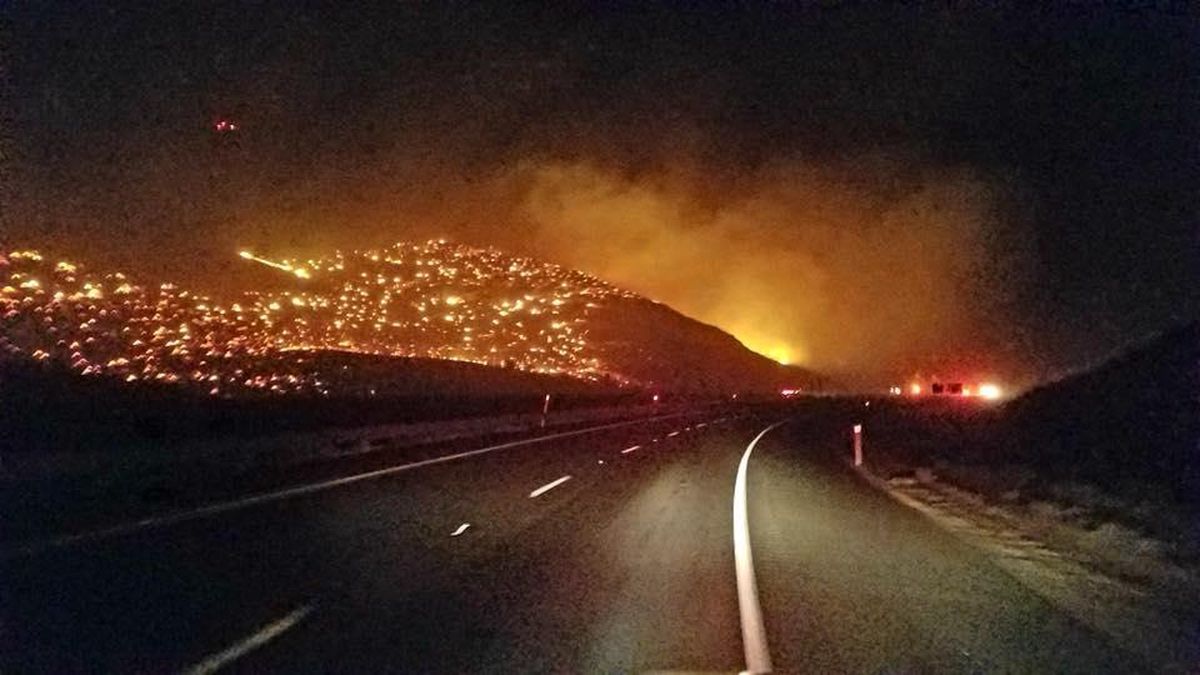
[854,463,1200,672]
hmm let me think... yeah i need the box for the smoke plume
[484,155,1025,385]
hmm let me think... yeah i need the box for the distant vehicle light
[909,383,922,395]
[978,383,1001,400]
[780,388,801,398]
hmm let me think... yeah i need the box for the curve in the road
[733,420,786,674]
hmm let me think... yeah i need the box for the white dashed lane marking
[529,475,572,498]
[180,605,313,675]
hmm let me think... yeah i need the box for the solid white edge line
[7,412,695,559]
[450,523,471,537]
[529,475,572,498]
[734,421,786,674]
[621,444,642,454]
[180,604,313,675]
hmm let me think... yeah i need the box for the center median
[1,407,709,558]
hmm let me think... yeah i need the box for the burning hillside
[0,241,814,396]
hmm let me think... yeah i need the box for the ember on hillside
[0,241,642,396]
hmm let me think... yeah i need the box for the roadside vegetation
[862,321,1199,564]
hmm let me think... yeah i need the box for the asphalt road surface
[1,406,1146,673]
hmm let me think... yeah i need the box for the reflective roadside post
[541,393,551,428]
[852,423,863,467]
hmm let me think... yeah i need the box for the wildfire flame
[0,242,643,396]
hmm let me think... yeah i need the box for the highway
[0,406,1145,673]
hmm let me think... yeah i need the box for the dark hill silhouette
[1000,321,1199,502]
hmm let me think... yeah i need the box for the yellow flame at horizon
[745,340,803,367]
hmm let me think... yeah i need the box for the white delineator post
[852,423,863,467]
[540,393,551,428]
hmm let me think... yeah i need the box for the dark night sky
[4,2,1198,386]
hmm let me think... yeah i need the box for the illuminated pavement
[0,407,1145,673]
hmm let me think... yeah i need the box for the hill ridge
[0,241,815,396]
